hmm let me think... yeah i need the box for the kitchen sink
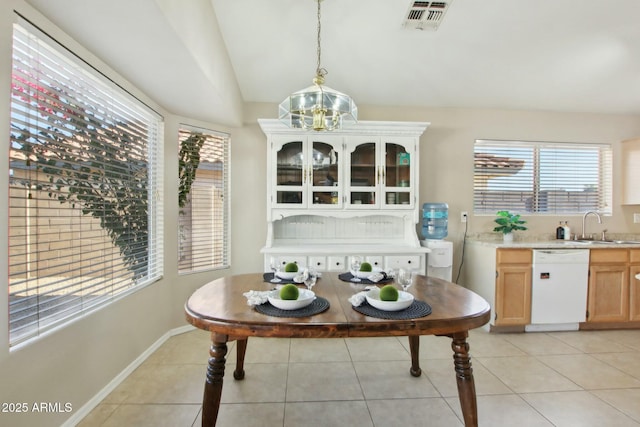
[570,239,640,245]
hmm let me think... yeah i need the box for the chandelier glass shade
[279,0,357,131]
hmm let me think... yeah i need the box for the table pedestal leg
[202,334,228,427]
[449,332,478,427]
[408,335,422,377]
[233,338,248,380]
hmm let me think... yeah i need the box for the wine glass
[303,269,318,291]
[269,256,281,283]
[350,256,362,282]
[397,268,414,292]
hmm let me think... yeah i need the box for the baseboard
[61,324,196,427]
[489,324,525,333]
[579,321,640,330]
[172,323,197,336]
[525,323,580,332]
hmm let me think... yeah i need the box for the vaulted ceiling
[24,0,640,126]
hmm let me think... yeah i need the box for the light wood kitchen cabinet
[494,249,532,326]
[630,249,640,321]
[587,249,629,323]
[467,242,640,331]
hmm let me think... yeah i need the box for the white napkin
[293,268,309,283]
[348,286,375,307]
[366,272,385,283]
[243,290,271,306]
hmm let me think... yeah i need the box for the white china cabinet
[259,119,431,273]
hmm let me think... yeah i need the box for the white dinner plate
[268,289,315,310]
[276,271,298,280]
[365,289,414,311]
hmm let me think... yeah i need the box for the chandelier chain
[316,0,327,78]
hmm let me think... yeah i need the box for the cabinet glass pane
[277,141,303,186]
[311,141,339,187]
[277,191,302,204]
[385,191,411,205]
[351,143,376,186]
[312,191,339,205]
[385,143,410,188]
[351,191,375,205]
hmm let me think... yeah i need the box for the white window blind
[178,126,230,273]
[474,139,612,215]
[8,19,164,346]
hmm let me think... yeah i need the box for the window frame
[177,124,230,274]
[473,139,612,215]
[8,17,164,347]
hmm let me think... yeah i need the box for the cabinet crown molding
[258,119,429,137]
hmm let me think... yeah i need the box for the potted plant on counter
[493,210,527,242]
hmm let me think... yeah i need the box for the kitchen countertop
[466,239,640,249]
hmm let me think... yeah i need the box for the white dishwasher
[526,249,590,332]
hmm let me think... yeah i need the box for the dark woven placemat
[352,300,432,320]
[338,272,393,285]
[255,297,330,318]
[263,272,300,284]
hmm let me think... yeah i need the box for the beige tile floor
[77,328,640,427]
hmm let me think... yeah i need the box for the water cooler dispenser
[422,240,453,281]
[421,203,453,281]
[421,202,448,240]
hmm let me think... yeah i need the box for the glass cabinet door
[310,138,342,207]
[383,139,414,208]
[272,135,416,210]
[347,140,378,207]
[274,140,304,206]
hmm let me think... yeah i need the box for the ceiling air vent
[403,1,453,31]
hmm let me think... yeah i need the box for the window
[8,19,164,346]
[178,126,230,273]
[474,139,612,215]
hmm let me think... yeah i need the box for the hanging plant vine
[178,133,206,209]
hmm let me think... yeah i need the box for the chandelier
[279,0,358,131]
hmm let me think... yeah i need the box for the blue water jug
[422,203,448,240]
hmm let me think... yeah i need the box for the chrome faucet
[581,211,602,239]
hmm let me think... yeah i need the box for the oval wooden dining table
[185,272,491,427]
